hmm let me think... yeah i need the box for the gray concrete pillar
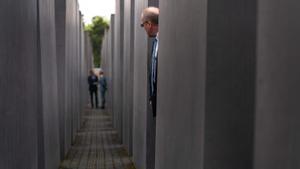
[155,1,207,169]
[38,0,61,168]
[101,30,108,109]
[73,3,80,132]
[79,12,88,125]
[0,0,60,168]
[203,0,257,169]
[106,15,115,122]
[148,0,159,7]
[101,28,114,115]
[74,1,81,138]
[123,0,135,155]
[156,0,256,169]
[101,31,108,71]
[56,0,86,158]
[100,17,113,117]
[114,0,125,142]
[65,0,81,144]
[55,0,67,158]
[254,0,300,169]
[101,31,108,75]
[84,31,94,112]
[0,1,40,165]
[84,31,94,78]
[132,0,149,168]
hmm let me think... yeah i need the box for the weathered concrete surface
[102,0,300,169]
[56,0,87,159]
[254,0,300,169]
[64,0,82,150]
[109,15,115,120]
[79,12,90,130]
[148,0,159,7]
[55,0,67,159]
[157,0,256,169]
[0,0,61,168]
[113,0,124,143]
[203,0,257,169]
[38,0,61,168]
[132,0,148,169]
[84,31,94,78]
[107,15,115,119]
[155,1,207,169]
[0,0,91,168]
[0,1,40,168]
[123,0,135,156]
[101,15,114,120]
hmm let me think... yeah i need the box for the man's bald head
[141,7,159,25]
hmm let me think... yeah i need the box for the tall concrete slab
[84,30,94,114]
[79,12,89,125]
[123,0,135,155]
[148,0,159,7]
[84,31,94,78]
[74,1,81,138]
[101,31,109,103]
[56,0,87,158]
[254,0,300,169]
[65,0,81,146]
[114,0,125,142]
[104,15,115,122]
[1,0,89,168]
[55,0,67,158]
[155,1,207,169]
[101,33,107,70]
[64,0,73,152]
[73,3,80,133]
[110,15,115,121]
[203,1,257,169]
[38,0,61,168]
[0,0,60,168]
[69,0,79,140]
[101,31,108,71]
[156,0,256,169]
[101,28,113,116]
[132,0,153,168]
[0,1,40,168]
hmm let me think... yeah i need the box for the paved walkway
[59,108,136,169]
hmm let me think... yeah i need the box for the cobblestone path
[59,108,136,169]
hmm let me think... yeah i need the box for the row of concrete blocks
[101,0,300,169]
[0,0,93,169]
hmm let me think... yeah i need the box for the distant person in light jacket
[99,70,107,109]
[141,7,159,117]
[88,69,98,108]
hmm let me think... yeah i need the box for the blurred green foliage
[85,16,109,67]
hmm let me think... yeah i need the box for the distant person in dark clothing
[88,69,98,108]
[99,70,107,109]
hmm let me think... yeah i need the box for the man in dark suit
[141,7,159,117]
[88,69,99,108]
